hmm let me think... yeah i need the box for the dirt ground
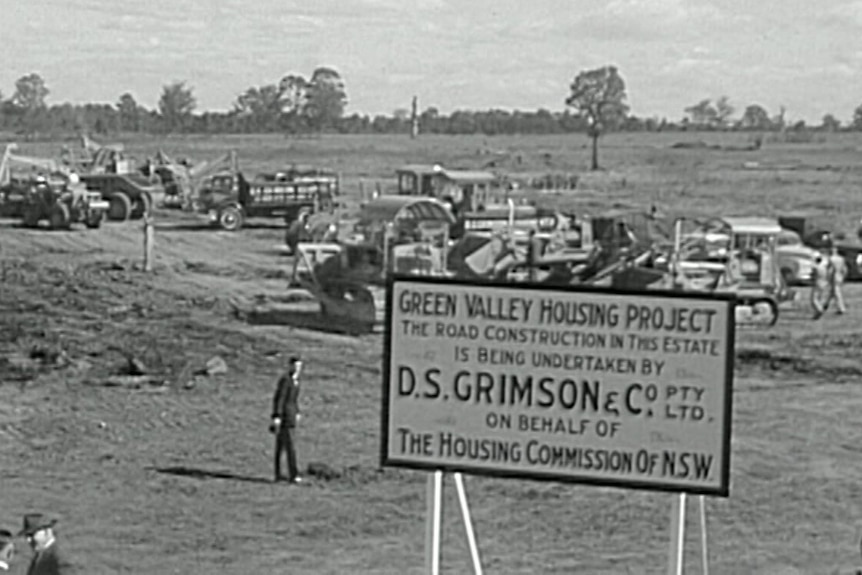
[2,134,862,574]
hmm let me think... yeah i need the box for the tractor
[20,176,109,230]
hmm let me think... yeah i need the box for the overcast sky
[2,0,861,123]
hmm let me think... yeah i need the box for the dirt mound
[736,346,862,380]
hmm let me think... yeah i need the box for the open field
[2,132,862,574]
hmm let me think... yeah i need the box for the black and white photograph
[2,1,862,573]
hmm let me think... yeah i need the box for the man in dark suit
[271,355,304,483]
[18,513,74,575]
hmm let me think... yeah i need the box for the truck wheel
[22,205,41,228]
[85,210,104,229]
[108,192,132,221]
[132,193,152,219]
[49,203,71,230]
[219,206,244,231]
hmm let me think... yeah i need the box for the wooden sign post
[142,214,154,272]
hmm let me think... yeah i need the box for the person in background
[270,356,304,484]
[810,252,830,320]
[18,513,74,574]
[64,172,87,209]
[823,245,848,315]
[286,212,312,286]
[0,529,15,572]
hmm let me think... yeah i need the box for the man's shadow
[150,465,272,484]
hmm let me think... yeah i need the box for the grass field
[2,132,862,574]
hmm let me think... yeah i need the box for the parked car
[775,228,820,285]
[803,230,862,282]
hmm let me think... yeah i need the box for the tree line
[3,67,862,140]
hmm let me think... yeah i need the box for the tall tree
[303,67,347,132]
[158,81,196,133]
[565,65,629,170]
[684,99,717,128]
[278,74,309,133]
[852,104,862,131]
[820,114,840,132]
[738,104,771,131]
[11,73,49,138]
[117,93,142,132]
[714,96,734,128]
[234,84,286,132]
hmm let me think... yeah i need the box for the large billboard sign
[381,277,735,496]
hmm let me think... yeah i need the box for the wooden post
[143,214,154,272]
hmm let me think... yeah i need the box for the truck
[80,171,162,221]
[195,167,339,231]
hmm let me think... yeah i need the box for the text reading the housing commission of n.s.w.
[383,280,734,494]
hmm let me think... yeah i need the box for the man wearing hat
[18,514,73,575]
[270,355,304,483]
[0,529,15,571]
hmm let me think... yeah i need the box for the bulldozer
[20,174,109,230]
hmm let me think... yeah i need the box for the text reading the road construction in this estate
[396,289,722,357]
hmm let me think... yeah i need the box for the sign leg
[698,495,709,575]
[667,492,686,575]
[453,473,483,575]
[426,471,444,575]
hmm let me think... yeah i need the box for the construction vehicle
[149,149,238,210]
[395,164,499,217]
[19,174,109,230]
[196,165,339,231]
[289,198,599,332]
[1,144,61,217]
[63,134,163,222]
[649,216,795,326]
[290,196,455,331]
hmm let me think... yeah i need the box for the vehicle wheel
[108,192,132,222]
[49,203,71,230]
[218,206,244,231]
[746,299,779,327]
[132,193,152,219]
[85,210,103,229]
[22,205,41,228]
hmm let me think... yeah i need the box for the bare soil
[2,134,862,574]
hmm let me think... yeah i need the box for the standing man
[810,252,830,320]
[0,529,15,572]
[271,356,304,484]
[824,246,848,315]
[18,513,73,574]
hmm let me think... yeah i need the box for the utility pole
[411,95,419,139]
